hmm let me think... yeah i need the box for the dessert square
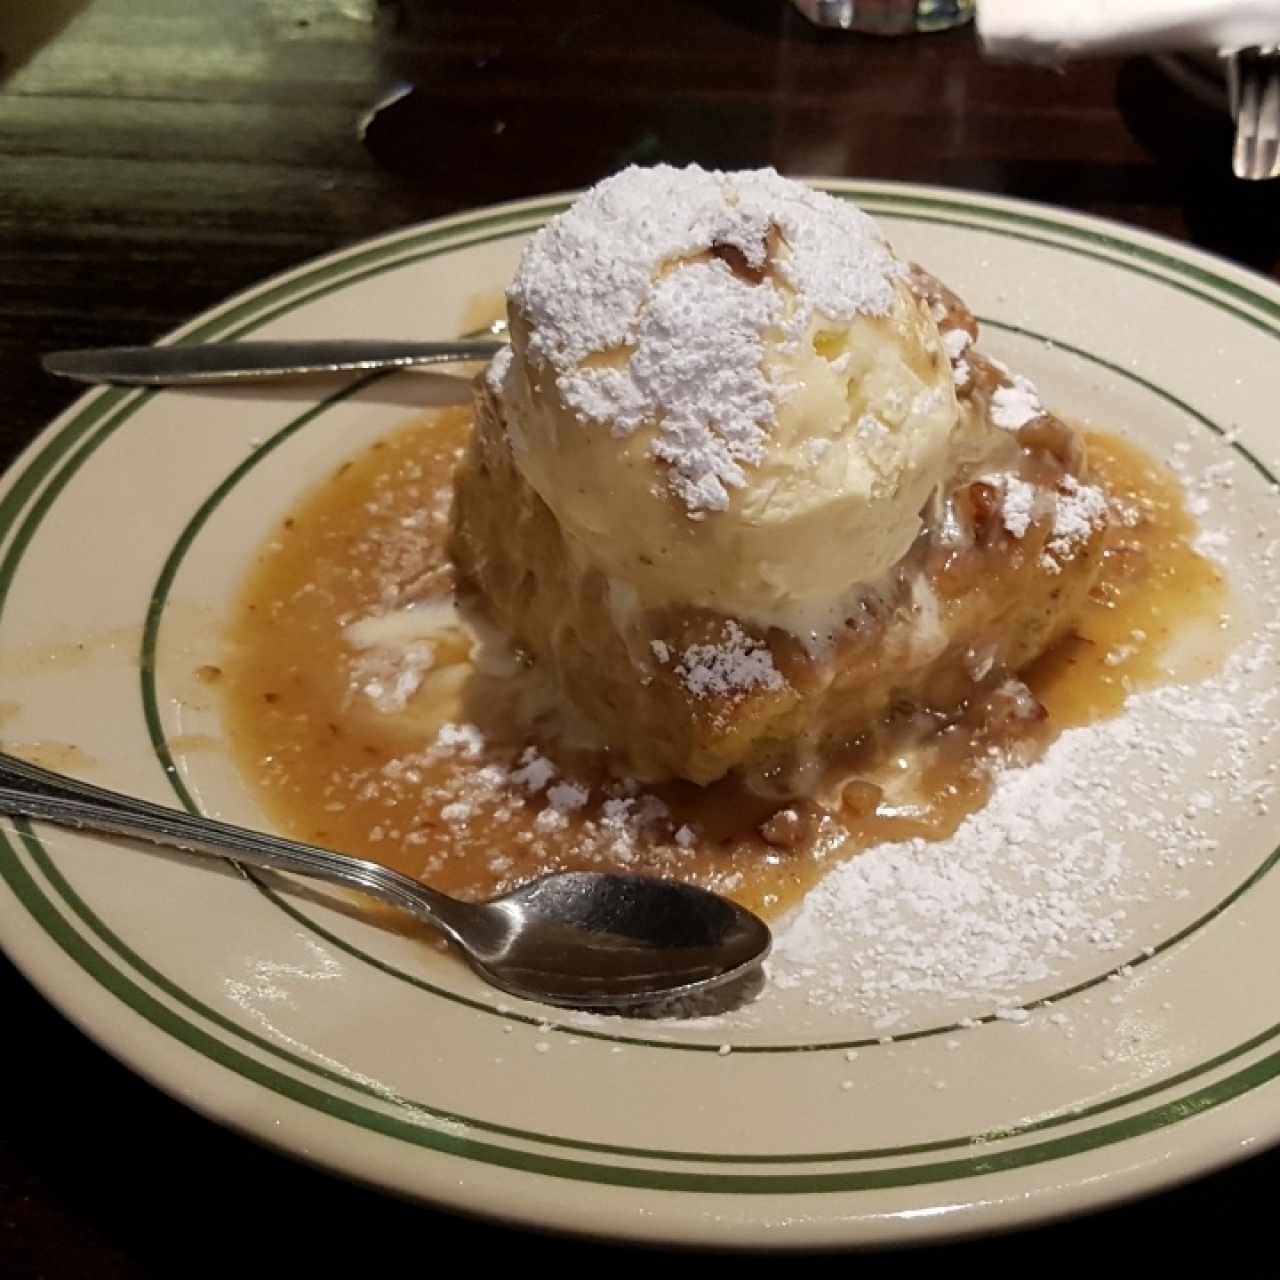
[450,168,1108,786]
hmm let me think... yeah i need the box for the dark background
[2,1,1278,1273]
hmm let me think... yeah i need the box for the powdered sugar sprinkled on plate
[770,636,1277,1028]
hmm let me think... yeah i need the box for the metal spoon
[42,339,506,387]
[0,752,770,1011]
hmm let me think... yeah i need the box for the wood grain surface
[2,1,1277,1274]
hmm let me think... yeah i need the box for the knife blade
[42,338,507,386]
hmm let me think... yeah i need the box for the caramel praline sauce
[221,412,1227,919]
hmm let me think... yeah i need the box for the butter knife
[42,339,506,387]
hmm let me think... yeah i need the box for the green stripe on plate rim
[154,186,1280,353]
[7,818,1280,1192]
[15,756,1280,1169]
[1,188,1278,1191]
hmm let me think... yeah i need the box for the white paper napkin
[978,0,1280,62]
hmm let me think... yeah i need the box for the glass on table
[789,0,973,35]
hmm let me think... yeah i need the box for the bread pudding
[224,167,1225,922]
[450,167,1108,788]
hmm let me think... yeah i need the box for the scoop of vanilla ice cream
[488,165,958,641]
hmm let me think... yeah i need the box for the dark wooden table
[2,2,1278,1273]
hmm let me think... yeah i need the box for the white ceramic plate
[3,184,1279,1250]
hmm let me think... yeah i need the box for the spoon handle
[0,751,472,942]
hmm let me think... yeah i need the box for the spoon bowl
[463,871,771,1008]
[0,752,771,1013]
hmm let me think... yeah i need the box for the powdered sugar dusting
[511,747,556,793]
[433,722,485,759]
[349,641,434,713]
[336,717,701,884]
[973,470,1106,550]
[979,472,1040,539]
[1049,475,1109,559]
[507,165,904,511]
[583,259,783,511]
[771,636,1278,1027]
[676,621,785,698]
[484,344,514,397]
[546,781,589,813]
[991,373,1044,431]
